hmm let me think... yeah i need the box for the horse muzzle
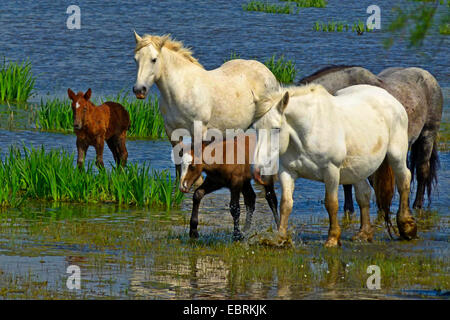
[179,181,190,193]
[133,85,147,99]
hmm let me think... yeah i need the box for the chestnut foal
[67,88,130,168]
[179,135,280,240]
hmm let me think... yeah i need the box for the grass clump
[243,1,293,14]
[313,20,349,32]
[0,59,35,102]
[280,0,327,8]
[439,23,450,34]
[264,54,297,84]
[36,93,166,139]
[223,51,241,63]
[0,146,183,209]
[313,20,374,33]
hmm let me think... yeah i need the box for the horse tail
[373,157,396,239]
[408,136,440,206]
[428,139,440,202]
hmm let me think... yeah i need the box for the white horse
[132,32,279,151]
[252,84,417,247]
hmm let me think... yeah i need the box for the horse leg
[117,132,128,167]
[372,157,395,239]
[352,179,373,242]
[76,138,88,170]
[278,170,295,242]
[343,185,355,215]
[324,166,341,247]
[410,132,439,209]
[387,141,417,240]
[170,139,182,179]
[106,138,119,164]
[230,189,243,241]
[94,136,105,168]
[241,180,256,232]
[190,177,221,238]
[264,182,280,229]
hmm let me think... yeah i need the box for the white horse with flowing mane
[132,32,279,147]
[252,84,417,247]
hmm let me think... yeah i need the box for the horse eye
[152,58,157,63]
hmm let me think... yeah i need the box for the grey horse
[299,66,443,240]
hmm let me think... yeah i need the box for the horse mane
[135,34,203,68]
[298,65,358,84]
[254,84,328,119]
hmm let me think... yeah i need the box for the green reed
[280,0,327,8]
[439,23,449,34]
[35,93,166,139]
[264,54,297,84]
[0,59,35,102]
[223,51,241,63]
[0,146,183,209]
[313,20,373,33]
[243,1,293,14]
[105,92,166,139]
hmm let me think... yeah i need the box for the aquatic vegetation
[264,54,297,84]
[439,23,450,34]
[0,146,183,209]
[313,20,373,33]
[353,19,373,33]
[223,52,297,84]
[36,93,166,139]
[0,59,35,102]
[242,1,293,14]
[280,0,327,8]
[223,51,241,63]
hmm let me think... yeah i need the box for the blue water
[0,0,449,219]
[0,0,448,299]
[0,0,448,98]
[0,0,448,219]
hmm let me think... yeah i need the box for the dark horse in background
[299,66,443,237]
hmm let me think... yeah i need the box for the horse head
[67,88,92,130]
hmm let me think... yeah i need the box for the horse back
[378,67,443,141]
[102,101,131,133]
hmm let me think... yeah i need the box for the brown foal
[179,135,280,240]
[68,88,130,169]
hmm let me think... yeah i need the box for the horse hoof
[189,230,199,239]
[398,218,417,240]
[352,230,373,242]
[325,238,341,248]
[233,232,244,242]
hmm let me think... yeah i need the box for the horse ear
[251,90,259,104]
[84,88,92,100]
[67,88,75,101]
[134,30,142,43]
[278,92,289,113]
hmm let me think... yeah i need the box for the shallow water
[0,0,449,299]
[0,0,448,98]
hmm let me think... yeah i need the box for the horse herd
[68,32,444,247]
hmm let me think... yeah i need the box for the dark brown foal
[68,88,130,169]
[179,136,279,241]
